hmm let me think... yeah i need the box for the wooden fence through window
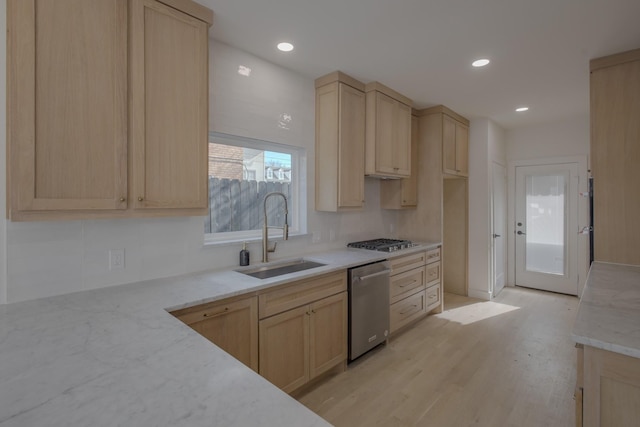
[205,177,292,234]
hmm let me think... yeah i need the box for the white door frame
[507,156,589,296]
[491,162,507,298]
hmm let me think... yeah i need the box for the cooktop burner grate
[347,238,414,252]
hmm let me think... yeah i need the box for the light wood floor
[298,286,579,427]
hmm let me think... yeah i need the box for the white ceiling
[198,0,640,129]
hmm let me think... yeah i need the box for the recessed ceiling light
[472,58,490,67]
[516,107,529,112]
[277,42,294,52]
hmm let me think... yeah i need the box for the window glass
[205,132,303,242]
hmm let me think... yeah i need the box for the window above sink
[205,132,307,245]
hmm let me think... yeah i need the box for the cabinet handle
[428,294,437,299]
[399,304,418,315]
[119,197,126,202]
[398,280,418,288]
[138,197,144,202]
[202,307,229,318]
[311,309,316,314]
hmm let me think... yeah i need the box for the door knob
[517,230,526,235]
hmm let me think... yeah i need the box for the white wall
[468,118,506,300]
[506,115,589,162]
[505,114,590,291]
[1,38,397,303]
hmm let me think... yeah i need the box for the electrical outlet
[109,249,125,271]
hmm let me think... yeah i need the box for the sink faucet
[262,192,289,263]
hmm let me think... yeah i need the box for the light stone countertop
[0,242,440,427]
[572,262,640,359]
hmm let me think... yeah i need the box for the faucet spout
[262,192,289,263]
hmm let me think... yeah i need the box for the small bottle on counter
[239,242,250,266]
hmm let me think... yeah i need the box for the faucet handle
[268,241,278,253]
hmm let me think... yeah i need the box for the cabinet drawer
[172,296,254,325]
[390,267,425,304]
[259,271,347,319]
[426,247,441,264]
[425,283,441,313]
[389,251,427,275]
[390,290,427,333]
[426,261,441,285]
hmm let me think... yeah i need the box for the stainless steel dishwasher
[348,260,391,361]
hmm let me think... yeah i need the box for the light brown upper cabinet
[365,82,412,178]
[315,72,366,212]
[7,0,213,221]
[590,48,640,266]
[381,112,419,209]
[441,111,469,177]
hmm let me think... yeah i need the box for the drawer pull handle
[428,294,436,299]
[399,304,418,315]
[398,280,418,288]
[202,307,229,318]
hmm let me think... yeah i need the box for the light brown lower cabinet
[578,344,640,426]
[171,295,258,371]
[390,290,427,333]
[389,247,442,334]
[259,292,347,393]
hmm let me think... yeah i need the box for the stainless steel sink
[235,258,327,279]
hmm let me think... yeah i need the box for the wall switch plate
[109,249,125,271]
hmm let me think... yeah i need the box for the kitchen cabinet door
[442,115,469,177]
[309,292,347,379]
[381,114,419,209]
[130,0,208,211]
[365,83,412,178]
[259,305,310,393]
[583,346,640,426]
[315,73,366,212]
[8,0,128,219]
[455,122,469,176]
[371,91,398,176]
[172,296,259,371]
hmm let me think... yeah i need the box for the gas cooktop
[347,238,415,252]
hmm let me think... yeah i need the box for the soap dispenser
[239,242,250,266]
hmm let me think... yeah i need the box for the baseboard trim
[468,289,492,301]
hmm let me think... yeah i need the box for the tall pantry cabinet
[420,106,469,296]
[590,48,640,266]
[7,0,213,221]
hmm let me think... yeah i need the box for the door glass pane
[525,174,566,275]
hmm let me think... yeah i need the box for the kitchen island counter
[0,242,440,427]
[572,261,640,358]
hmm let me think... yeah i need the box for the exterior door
[515,163,579,295]
[492,163,507,297]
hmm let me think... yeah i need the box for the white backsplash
[3,40,398,303]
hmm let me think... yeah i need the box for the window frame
[204,132,307,245]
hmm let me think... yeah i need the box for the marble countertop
[572,262,640,359]
[0,242,440,427]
